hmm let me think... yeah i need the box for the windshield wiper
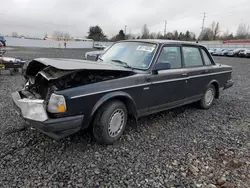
[111,59,133,69]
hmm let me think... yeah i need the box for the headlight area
[11,91,49,122]
[19,98,48,121]
[47,93,67,113]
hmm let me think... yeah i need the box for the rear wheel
[93,100,128,144]
[199,85,216,109]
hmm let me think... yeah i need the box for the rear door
[182,45,213,99]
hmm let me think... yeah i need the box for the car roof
[121,39,203,47]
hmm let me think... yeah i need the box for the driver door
[148,45,188,111]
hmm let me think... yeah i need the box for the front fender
[91,91,138,118]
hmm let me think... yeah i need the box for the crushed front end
[11,63,85,139]
[11,58,132,139]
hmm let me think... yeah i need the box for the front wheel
[93,100,128,144]
[199,85,216,109]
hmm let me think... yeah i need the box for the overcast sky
[1,0,250,38]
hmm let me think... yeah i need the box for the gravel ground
[0,47,250,188]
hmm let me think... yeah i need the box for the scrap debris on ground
[0,47,250,188]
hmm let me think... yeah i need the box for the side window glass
[183,47,203,67]
[157,46,182,69]
[201,49,212,65]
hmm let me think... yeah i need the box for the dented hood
[25,58,133,81]
[28,58,133,71]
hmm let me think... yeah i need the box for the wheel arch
[208,80,220,98]
[89,91,138,124]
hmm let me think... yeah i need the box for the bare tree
[157,32,163,39]
[236,23,249,39]
[53,30,63,40]
[211,21,220,40]
[63,32,70,39]
[125,34,133,40]
[52,31,71,40]
[150,32,157,39]
[141,24,150,39]
[190,32,196,41]
[166,32,174,40]
[223,29,229,38]
[199,28,213,40]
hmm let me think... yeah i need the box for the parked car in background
[94,43,108,50]
[213,48,225,56]
[238,49,250,58]
[221,49,230,56]
[0,36,6,46]
[83,46,110,61]
[226,50,235,57]
[216,49,228,56]
[208,48,215,55]
[244,49,250,58]
[232,48,245,57]
[11,39,234,144]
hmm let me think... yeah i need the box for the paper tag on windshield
[136,46,155,52]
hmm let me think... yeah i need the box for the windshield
[100,42,157,70]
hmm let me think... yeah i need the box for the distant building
[73,37,93,42]
[44,36,93,42]
[44,36,71,41]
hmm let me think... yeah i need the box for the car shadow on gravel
[3,102,200,150]
[61,102,200,145]
[123,102,199,132]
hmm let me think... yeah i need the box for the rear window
[183,46,203,67]
[201,49,212,65]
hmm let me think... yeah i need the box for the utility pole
[124,25,127,34]
[198,12,206,42]
[201,12,206,31]
[164,21,167,36]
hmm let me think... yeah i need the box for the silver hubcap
[108,109,125,137]
[205,88,214,106]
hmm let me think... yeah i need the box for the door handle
[182,73,188,76]
[203,70,209,74]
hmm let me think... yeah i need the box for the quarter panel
[185,65,232,98]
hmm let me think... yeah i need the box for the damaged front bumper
[12,91,48,121]
[11,91,83,139]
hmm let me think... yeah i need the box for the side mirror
[152,62,171,75]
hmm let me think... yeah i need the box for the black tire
[199,85,216,109]
[93,100,128,144]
